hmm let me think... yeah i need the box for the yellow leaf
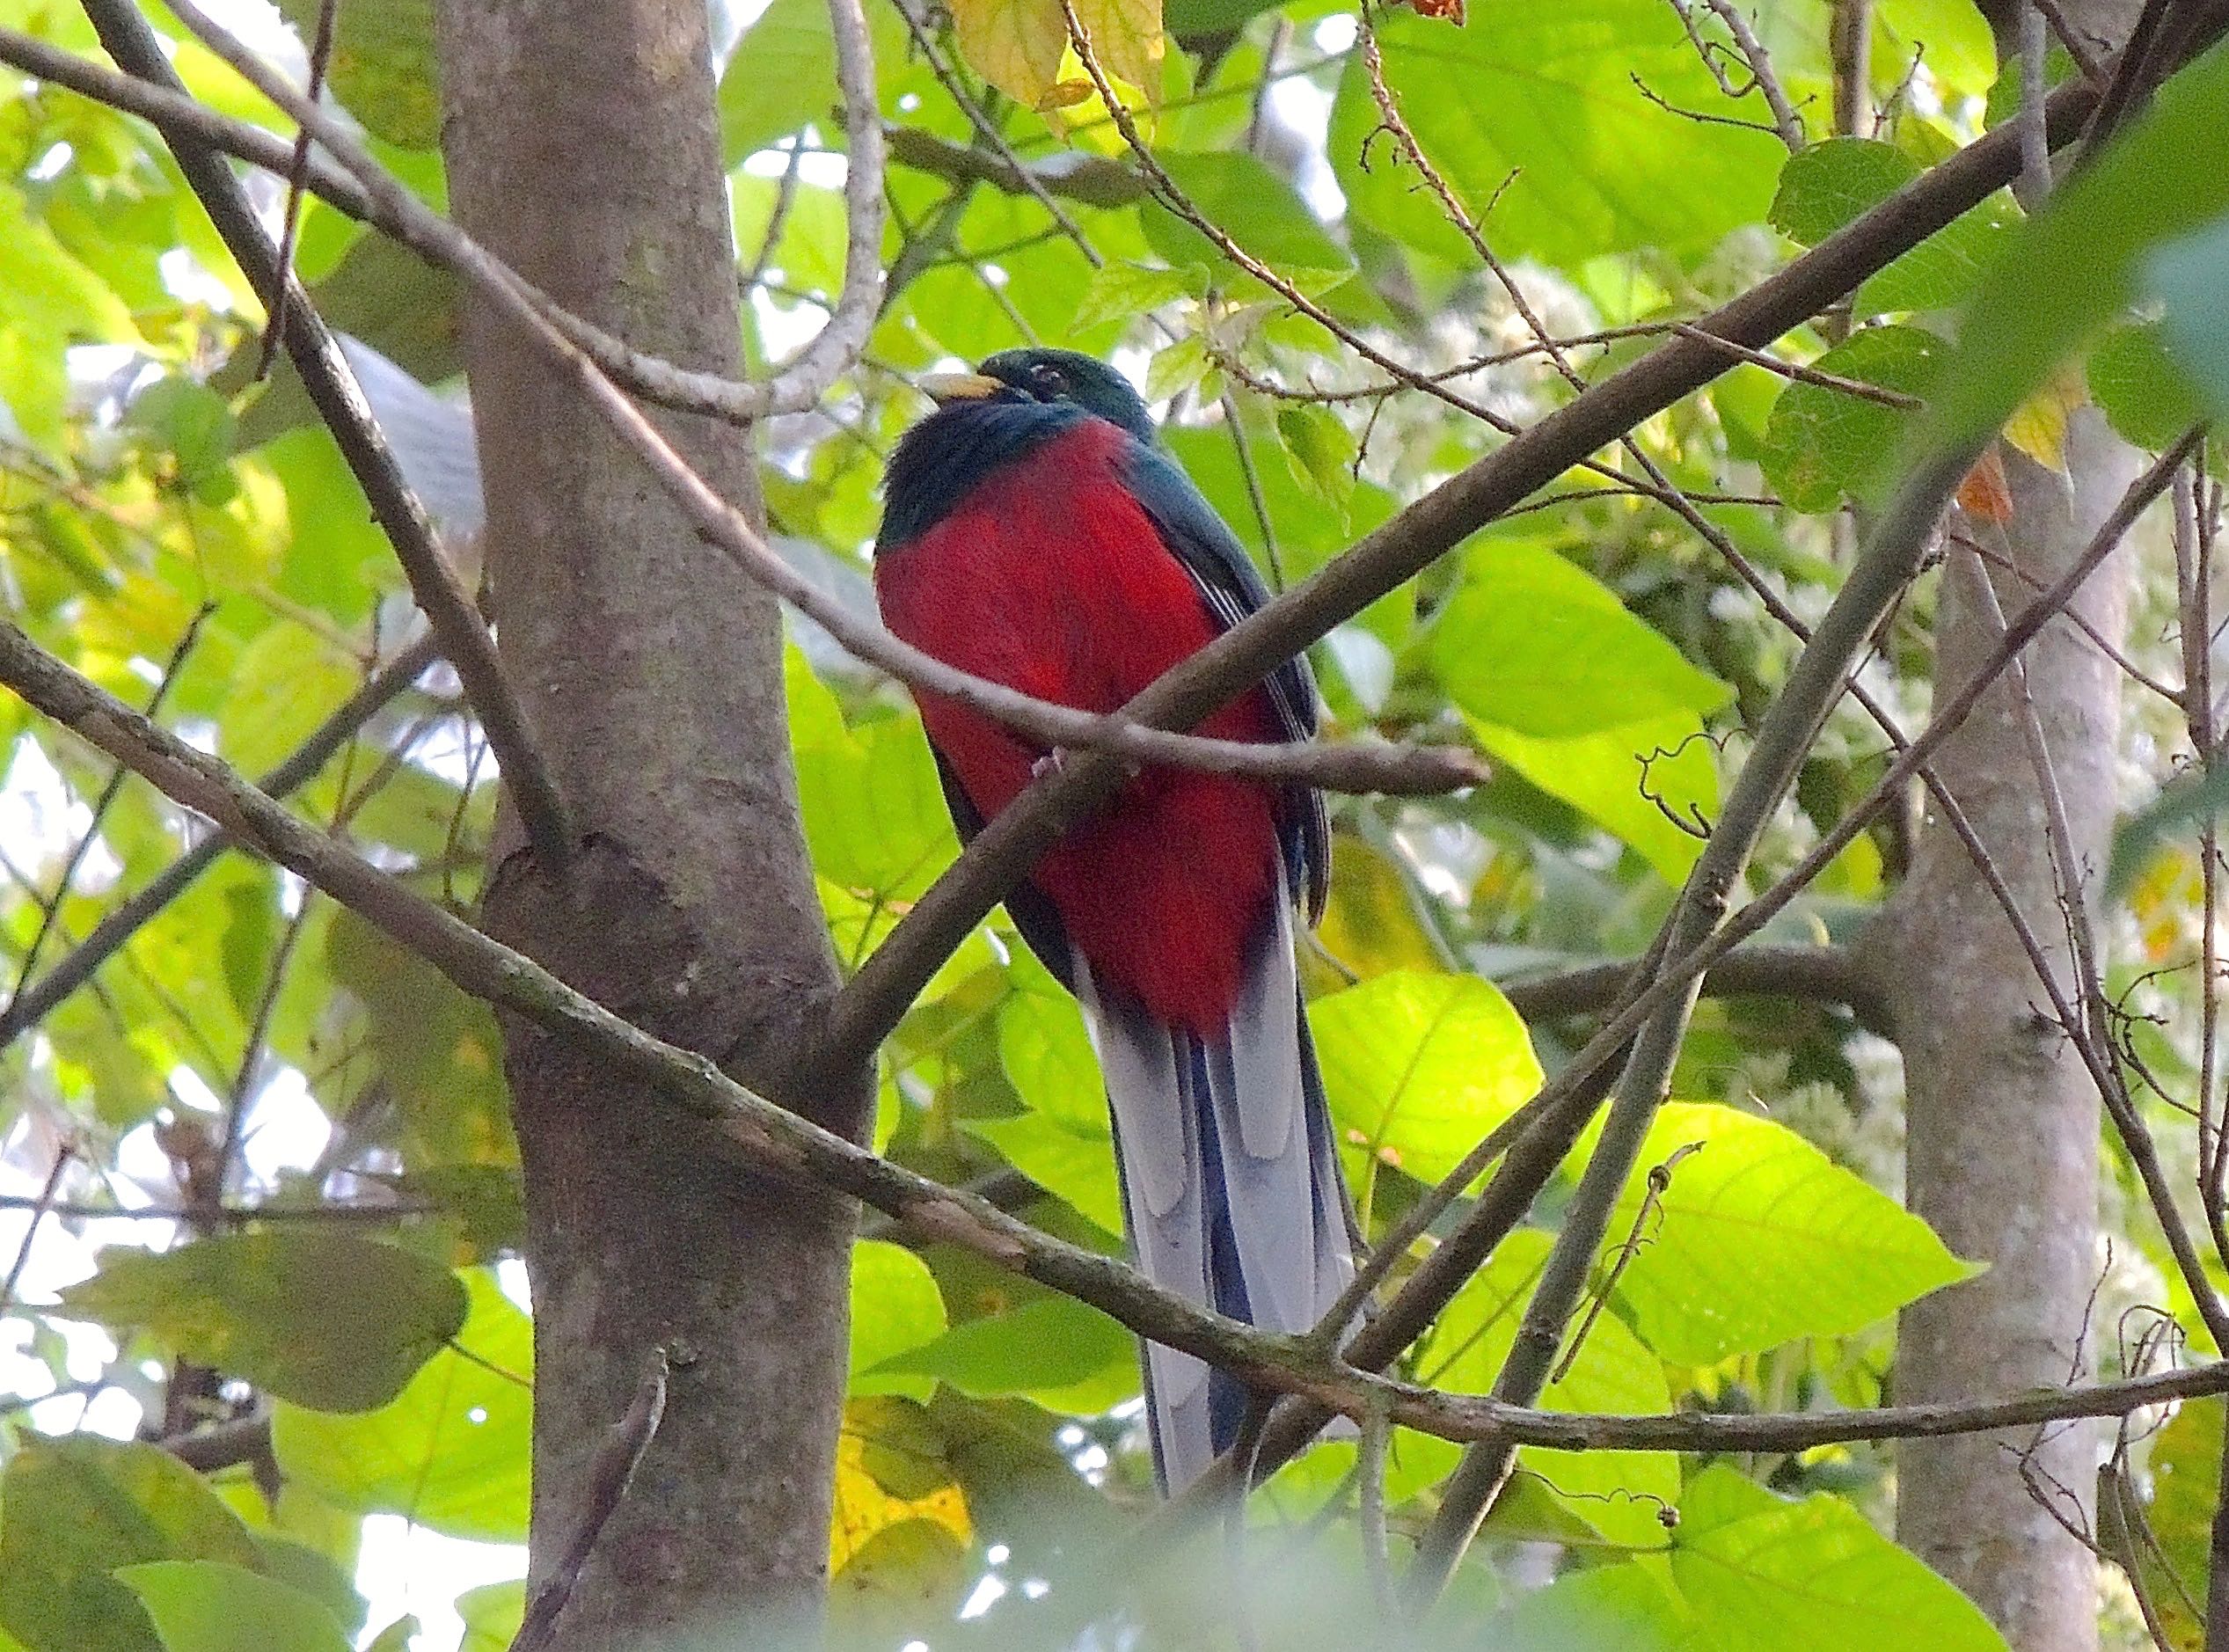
[948,0,1067,106]
[2003,368,2086,472]
[829,1406,970,1573]
[1310,836,1443,988]
[1071,0,1165,97]
[1037,77,1099,111]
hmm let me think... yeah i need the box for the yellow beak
[917,371,1005,404]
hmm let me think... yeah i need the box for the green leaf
[1859,197,2017,318]
[1273,405,1356,528]
[2088,320,2208,451]
[1669,1465,2008,1649]
[1767,140,2013,318]
[789,651,959,904]
[115,1563,349,1652]
[1330,2,1784,272]
[1431,537,1732,737]
[2136,1396,2218,1645]
[273,1269,531,1541]
[57,1232,467,1412]
[878,1297,1135,1414]
[455,1583,524,1652]
[1597,1103,1977,1364]
[1310,970,1542,1188]
[2148,210,2229,423]
[963,1112,1123,1235]
[851,1239,949,1402]
[1470,710,1721,885]
[1141,152,1353,285]
[1914,41,2229,464]
[0,182,138,453]
[127,377,237,489]
[720,0,913,162]
[1421,1228,1678,1550]
[1490,1561,1685,1651]
[1759,325,1941,513]
[326,910,516,1170]
[273,1,441,148]
[1875,0,1999,101]
[0,1437,259,1652]
[996,952,1104,1129]
[218,625,362,779]
[1769,140,1918,245]
[1071,259,1201,330]
[260,426,394,625]
[1144,333,1210,403]
[721,0,842,160]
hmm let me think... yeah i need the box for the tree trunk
[435,4,865,1645]
[1872,407,2142,1649]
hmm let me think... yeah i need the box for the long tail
[1078,890,1355,1494]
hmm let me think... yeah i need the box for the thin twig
[2019,1,2054,207]
[6,603,211,1008]
[252,0,336,382]
[0,1142,76,1314]
[512,1349,671,1652]
[749,0,884,413]
[1692,0,1806,150]
[0,1192,439,1224]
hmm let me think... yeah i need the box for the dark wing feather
[930,749,1078,992]
[1119,441,1330,921]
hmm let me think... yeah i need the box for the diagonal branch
[80,0,574,874]
[11,618,2229,1465]
[815,58,2125,1078]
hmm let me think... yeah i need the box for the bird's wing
[929,749,1078,992]
[1118,440,1331,922]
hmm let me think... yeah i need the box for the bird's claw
[1030,747,1071,780]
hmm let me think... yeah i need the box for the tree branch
[1500,943,1888,1034]
[163,0,863,428]
[749,0,883,415]
[1406,438,1985,1605]
[512,1350,670,1652]
[81,0,574,874]
[881,122,1149,208]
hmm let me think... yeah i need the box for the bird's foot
[1030,747,1071,780]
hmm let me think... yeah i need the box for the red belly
[874,420,1283,1033]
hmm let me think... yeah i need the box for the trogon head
[918,347,1156,445]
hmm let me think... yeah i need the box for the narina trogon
[874,347,1356,1492]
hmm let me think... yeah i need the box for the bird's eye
[1027,362,1066,399]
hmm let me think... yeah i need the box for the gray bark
[1871,408,2142,1650]
[435,4,865,1645]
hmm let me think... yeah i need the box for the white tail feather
[1078,888,1355,1493]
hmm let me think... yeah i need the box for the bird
[873,347,1356,1492]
